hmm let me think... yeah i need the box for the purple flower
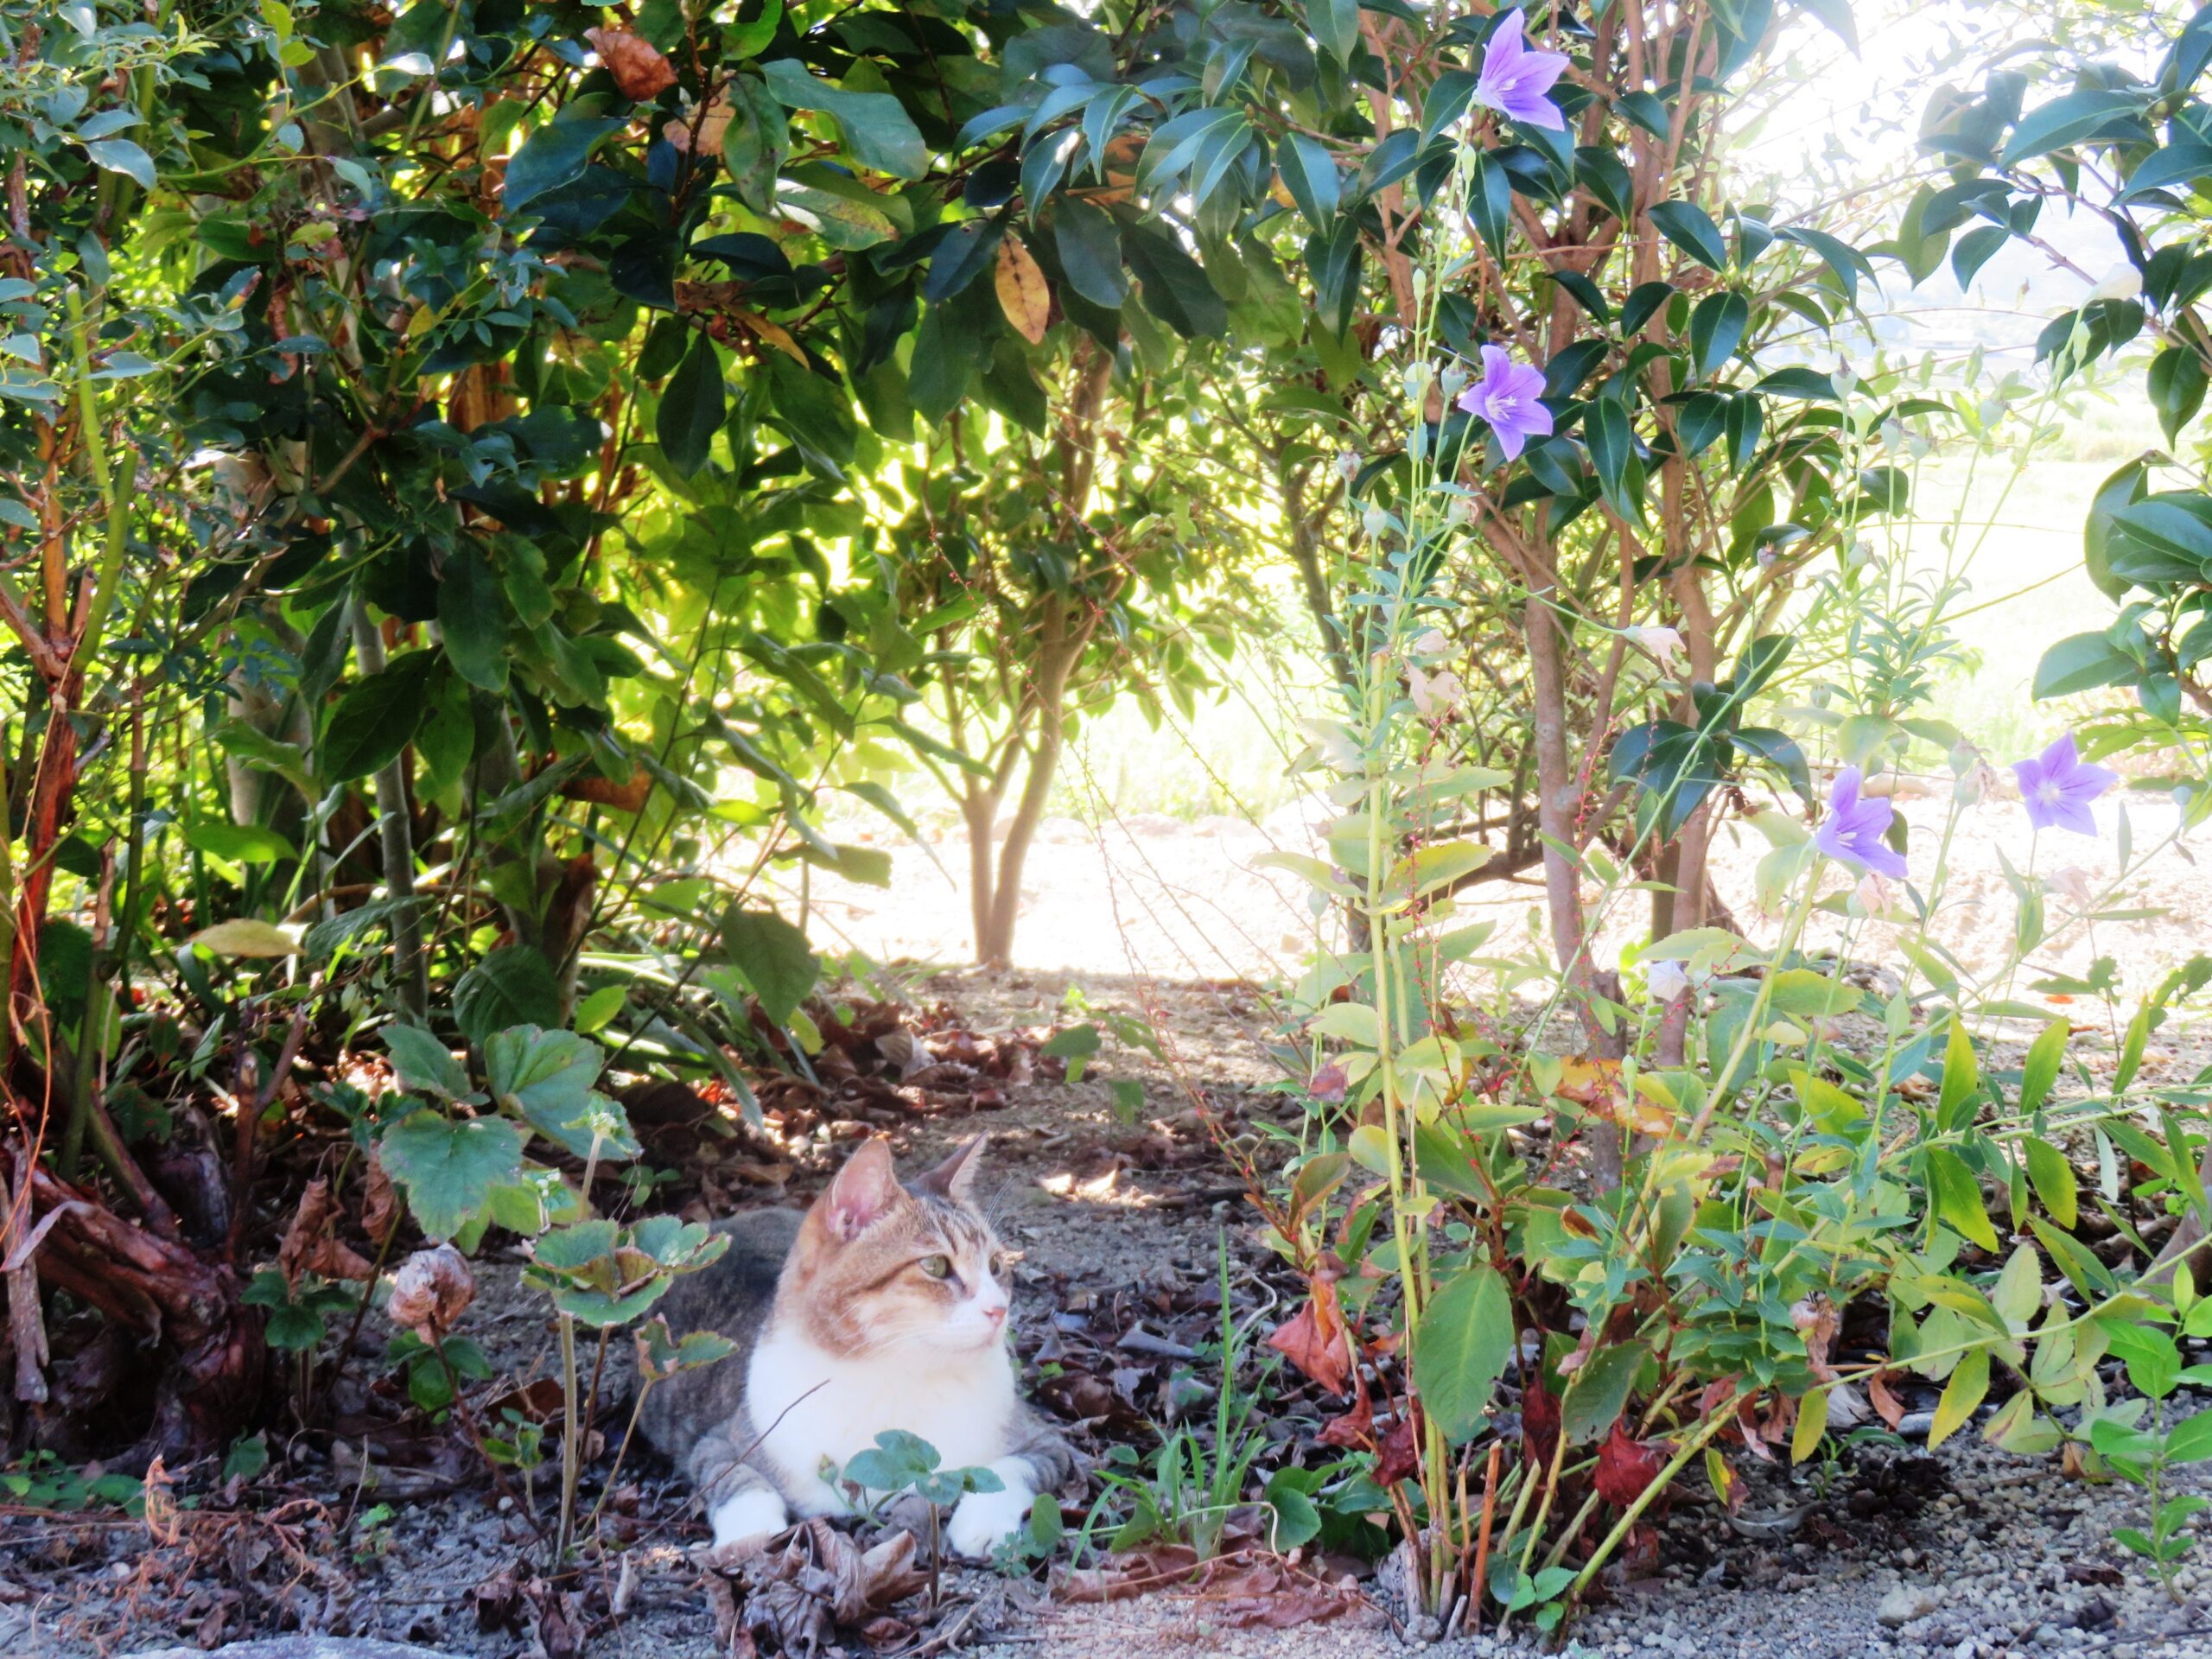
[1456,344,1554,461]
[2011,732,2117,836]
[1474,10,1570,131]
[1814,766,1907,877]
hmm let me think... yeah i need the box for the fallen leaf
[1867,1369,1906,1431]
[586,27,677,100]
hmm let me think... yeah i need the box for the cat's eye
[918,1254,953,1280]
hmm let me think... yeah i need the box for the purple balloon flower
[2011,732,2117,836]
[1474,10,1570,131]
[1456,344,1554,461]
[1814,766,1907,877]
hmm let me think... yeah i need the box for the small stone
[1878,1585,1943,1627]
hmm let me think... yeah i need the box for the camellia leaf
[658,331,725,478]
[505,117,626,211]
[1648,200,1728,270]
[995,235,1052,344]
[760,59,927,179]
[378,1110,524,1241]
[320,651,438,784]
[1414,1265,1514,1443]
[438,542,509,690]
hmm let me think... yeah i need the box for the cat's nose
[982,1301,1008,1325]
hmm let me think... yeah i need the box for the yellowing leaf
[1927,1345,1989,1449]
[735,308,809,365]
[1309,1001,1381,1047]
[190,919,302,957]
[1346,1122,1394,1178]
[995,235,1051,344]
[1791,1385,1830,1464]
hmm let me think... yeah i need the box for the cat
[635,1134,1074,1558]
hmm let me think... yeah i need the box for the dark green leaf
[379,1110,524,1240]
[760,59,928,178]
[658,332,725,478]
[453,945,564,1047]
[320,651,437,785]
[1648,200,1728,270]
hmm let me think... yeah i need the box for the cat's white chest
[746,1327,1016,1513]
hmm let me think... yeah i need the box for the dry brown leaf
[995,236,1052,344]
[1790,1292,1840,1383]
[735,308,809,365]
[386,1243,474,1337]
[1265,1290,1351,1395]
[362,1146,398,1245]
[1867,1368,1906,1431]
[278,1177,375,1287]
[586,27,677,100]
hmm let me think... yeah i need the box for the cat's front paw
[709,1488,790,1551]
[946,1484,1033,1560]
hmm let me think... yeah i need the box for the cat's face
[784,1137,1014,1360]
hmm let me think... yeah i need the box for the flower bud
[1337,449,1360,482]
[1403,362,1433,403]
[1363,504,1389,539]
[1832,362,1858,398]
[1439,363,1469,399]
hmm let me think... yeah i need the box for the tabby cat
[636,1135,1073,1556]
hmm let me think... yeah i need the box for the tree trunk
[977,632,1076,969]
[16,1157,262,1455]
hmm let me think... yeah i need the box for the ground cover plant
[8,0,2212,1652]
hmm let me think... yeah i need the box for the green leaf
[1123,224,1226,339]
[2141,346,2212,448]
[1688,289,1748,378]
[1926,1146,1999,1251]
[721,73,791,213]
[81,137,155,190]
[760,59,927,179]
[438,543,509,690]
[2019,1017,2068,1116]
[2034,632,2139,699]
[722,906,817,1024]
[320,651,437,784]
[1935,1017,1980,1132]
[2030,1216,2114,1297]
[658,331,725,479]
[1648,200,1728,270]
[453,945,564,1047]
[2165,1412,2212,1463]
[1415,1265,1514,1444]
[575,985,626,1034]
[2003,88,2145,165]
[485,1027,639,1160]
[184,823,296,866]
[1053,200,1126,308]
[1561,1341,1648,1445]
[1278,132,1340,227]
[379,1110,524,1240]
[505,117,626,211]
[385,1025,473,1100]
[2024,1136,2079,1229]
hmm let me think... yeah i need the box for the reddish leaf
[1522,1373,1560,1470]
[1267,1288,1351,1395]
[1373,1406,1422,1486]
[1594,1421,1664,1510]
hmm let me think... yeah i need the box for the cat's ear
[914,1134,987,1203]
[823,1138,903,1239]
